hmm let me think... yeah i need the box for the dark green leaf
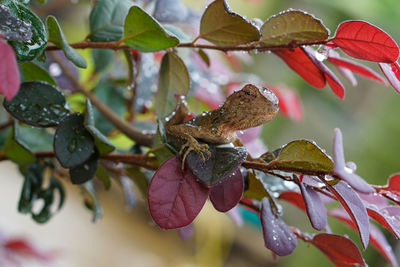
[197,49,210,67]
[199,0,260,46]
[4,81,69,127]
[46,16,87,68]
[156,52,190,118]
[123,6,179,52]
[186,145,247,186]
[92,49,112,73]
[82,181,103,222]
[127,166,148,197]
[54,113,95,168]
[260,10,329,46]
[0,4,32,41]
[3,0,47,61]
[17,125,53,151]
[84,99,115,155]
[69,151,99,184]
[20,62,57,85]
[88,0,132,42]
[3,122,35,165]
[96,165,111,190]
[267,140,334,173]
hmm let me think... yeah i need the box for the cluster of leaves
[0,0,400,266]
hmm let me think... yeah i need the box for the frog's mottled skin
[165,84,279,164]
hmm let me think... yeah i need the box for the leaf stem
[48,51,155,147]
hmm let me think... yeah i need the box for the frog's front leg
[166,124,211,169]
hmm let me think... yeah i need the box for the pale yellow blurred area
[0,162,270,267]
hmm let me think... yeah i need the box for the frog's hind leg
[180,135,211,169]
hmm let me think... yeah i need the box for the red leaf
[260,198,297,256]
[0,40,20,100]
[278,191,306,211]
[386,173,400,192]
[269,85,303,122]
[367,206,400,239]
[303,47,345,99]
[5,239,52,261]
[310,233,366,266]
[324,180,370,249]
[148,155,210,229]
[379,62,400,94]
[299,182,327,231]
[274,48,326,88]
[209,168,243,212]
[333,21,399,63]
[327,55,387,84]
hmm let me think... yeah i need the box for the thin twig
[48,51,155,147]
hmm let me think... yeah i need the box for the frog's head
[221,84,279,130]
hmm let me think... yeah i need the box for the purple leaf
[299,182,327,230]
[333,128,374,193]
[379,62,400,94]
[0,40,19,100]
[325,181,370,249]
[367,205,400,239]
[227,207,243,226]
[369,224,398,267]
[178,223,194,241]
[209,168,243,212]
[260,198,297,256]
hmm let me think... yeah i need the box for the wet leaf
[366,205,400,239]
[243,171,268,201]
[148,155,209,229]
[3,0,47,61]
[325,180,369,249]
[298,182,327,230]
[199,0,260,46]
[0,4,32,41]
[267,139,334,173]
[0,40,20,100]
[4,81,69,127]
[84,100,115,155]
[123,6,179,52]
[260,10,328,46]
[54,113,95,168]
[20,62,57,86]
[369,224,398,267]
[3,122,35,165]
[379,62,400,94]
[186,146,247,186]
[82,181,103,222]
[69,151,99,184]
[332,21,399,63]
[156,52,190,118]
[88,0,132,42]
[260,198,297,256]
[46,16,87,68]
[209,168,243,212]
[274,48,325,88]
[310,233,366,266]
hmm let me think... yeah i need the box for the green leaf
[199,0,260,46]
[69,151,99,184]
[197,49,210,67]
[54,113,95,168]
[267,140,334,173]
[46,16,87,68]
[82,181,103,222]
[3,122,35,165]
[260,10,329,46]
[3,0,47,61]
[17,125,53,151]
[156,52,190,118]
[20,62,57,85]
[92,49,112,73]
[243,171,268,201]
[84,99,115,155]
[126,166,148,197]
[3,81,69,127]
[96,165,111,190]
[88,0,132,42]
[123,6,179,52]
[186,145,248,186]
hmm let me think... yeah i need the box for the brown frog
[165,84,279,166]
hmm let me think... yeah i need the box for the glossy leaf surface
[199,0,260,46]
[4,81,69,127]
[260,10,328,46]
[0,4,32,41]
[123,6,179,52]
[69,151,99,184]
[298,182,327,230]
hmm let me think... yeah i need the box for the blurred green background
[10,0,400,266]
